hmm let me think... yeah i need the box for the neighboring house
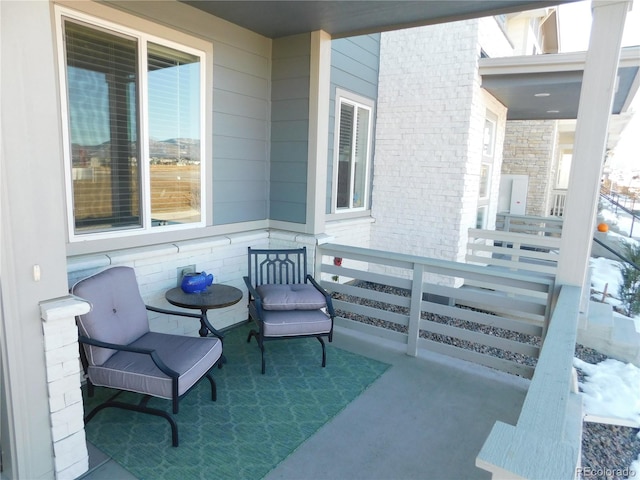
[493,47,639,219]
[369,8,639,264]
[0,0,634,479]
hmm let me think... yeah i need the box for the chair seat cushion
[261,309,332,337]
[257,283,326,311]
[87,332,222,399]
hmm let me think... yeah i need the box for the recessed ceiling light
[535,93,551,97]
[547,110,560,113]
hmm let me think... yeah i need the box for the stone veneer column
[502,120,558,217]
[39,296,91,480]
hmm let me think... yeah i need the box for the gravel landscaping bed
[575,345,639,480]
[332,281,541,367]
[332,282,639,479]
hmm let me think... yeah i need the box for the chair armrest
[145,305,224,340]
[243,276,265,319]
[146,305,201,320]
[78,335,179,379]
[306,275,336,317]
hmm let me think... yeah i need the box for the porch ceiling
[181,0,574,39]
[182,0,637,124]
[480,46,640,120]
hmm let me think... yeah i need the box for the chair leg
[205,372,217,401]
[84,398,180,447]
[247,329,258,343]
[84,377,96,397]
[317,337,326,367]
[248,329,267,374]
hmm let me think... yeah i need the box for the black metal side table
[165,284,243,338]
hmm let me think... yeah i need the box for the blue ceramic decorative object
[181,272,214,293]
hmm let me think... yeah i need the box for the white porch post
[306,30,331,235]
[556,0,631,304]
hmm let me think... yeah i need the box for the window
[58,9,206,239]
[477,113,497,229]
[482,117,495,158]
[334,93,373,212]
[556,153,572,189]
[476,206,488,229]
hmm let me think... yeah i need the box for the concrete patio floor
[80,326,529,480]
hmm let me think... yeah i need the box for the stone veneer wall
[371,18,509,276]
[502,120,559,217]
[39,296,91,480]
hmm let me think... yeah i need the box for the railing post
[406,263,424,356]
[315,245,324,279]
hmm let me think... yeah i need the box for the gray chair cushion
[72,266,150,366]
[261,309,332,337]
[87,332,222,399]
[257,283,326,311]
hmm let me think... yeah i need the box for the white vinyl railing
[316,243,554,378]
[467,228,560,278]
[315,243,583,478]
[496,213,563,236]
[476,285,583,479]
[550,189,568,217]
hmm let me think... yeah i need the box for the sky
[558,1,640,53]
[558,1,640,172]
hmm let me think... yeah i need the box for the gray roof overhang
[181,0,576,39]
[181,1,636,123]
[480,46,640,120]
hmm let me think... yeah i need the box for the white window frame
[331,89,374,214]
[55,6,209,242]
[477,112,497,229]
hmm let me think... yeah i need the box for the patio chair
[244,247,335,374]
[71,266,223,447]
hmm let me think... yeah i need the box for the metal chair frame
[244,247,335,374]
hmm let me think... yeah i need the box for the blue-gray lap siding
[213,64,270,225]
[269,33,380,224]
[270,34,312,224]
[327,34,380,213]
[215,33,379,226]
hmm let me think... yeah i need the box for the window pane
[476,206,487,229]
[352,107,369,208]
[337,103,354,209]
[479,163,490,198]
[64,21,141,234]
[483,118,495,157]
[148,43,201,225]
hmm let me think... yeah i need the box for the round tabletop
[165,284,243,310]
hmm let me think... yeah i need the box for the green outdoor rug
[82,323,389,479]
